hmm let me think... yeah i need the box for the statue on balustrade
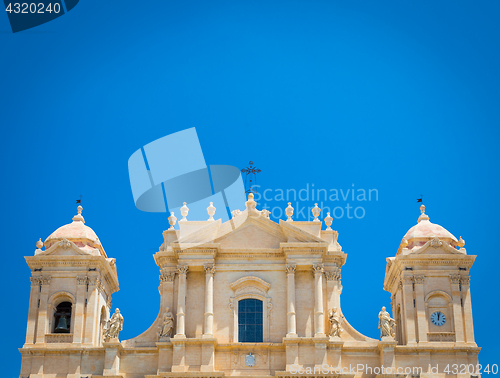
[378,306,396,339]
[104,308,124,341]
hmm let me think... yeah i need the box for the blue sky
[1,0,499,375]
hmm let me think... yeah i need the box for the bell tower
[21,205,119,377]
[384,205,477,348]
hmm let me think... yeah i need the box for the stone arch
[48,291,75,334]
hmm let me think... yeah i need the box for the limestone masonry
[20,194,480,377]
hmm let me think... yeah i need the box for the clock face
[430,311,446,326]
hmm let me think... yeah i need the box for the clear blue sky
[1,1,499,375]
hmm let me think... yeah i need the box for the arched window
[53,302,72,333]
[238,298,263,342]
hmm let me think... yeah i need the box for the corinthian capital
[402,275,414,285]
[324,268,341,282]
[160,270,176,282]
[312,264,324,274]
[460,276,470,285]
[30,277,40,286]
[414,275,425,284]
[285,264,296,275]
[177,265,189,275]
[450,274,461,284]
[204,264,216,275]
[77,275,88,285]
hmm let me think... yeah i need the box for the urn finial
[245,192,257,212]
[458,236,465,248]
[207,202,216,221]
[311,203,321,222]
[36,238,44,249]
[72,205,85,223]
[325,212,333,230]
[417,204,429,223]
[285,202,294,222]
[168,212,177,230]
[180,202,189,222]
[401,237,408,249]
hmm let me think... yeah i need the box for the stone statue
[104,308,124,341]
[328,307,343,338]
[159,307,174,339]
[378,306,396,339]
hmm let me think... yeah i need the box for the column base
[286,333,298,338]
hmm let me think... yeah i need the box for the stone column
[286,264,297,337]
[175,265,188,337]
[402,276,417,345]
[26,277,41,344]
[35,276,50,344]
[414,275,428,343]
[203,264,215,337]
[73,275,87,344]
[460,275,475,344]
[313,264,325,337]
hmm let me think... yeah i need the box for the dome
[44,205,106,256]
[402,205,457,249]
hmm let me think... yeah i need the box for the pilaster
[460,276,475,345]
[73,275,87,344]
[35,276,50,344]
[402,275,416,345]
[450,274,465,345]
[414,275,428,344]
[103,340,123,376]
[25,277,41,344]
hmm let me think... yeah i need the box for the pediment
[279,220,327,243]
[36,239,91,256]
[410,237,464,255]
[177,219,222,244]
[214,216,286,249]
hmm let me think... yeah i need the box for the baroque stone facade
[19,200,480,377]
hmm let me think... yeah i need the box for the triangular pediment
[279,220,327,243]
[214,216,286,249]
[37,239,90,256]
[410,237,464,255]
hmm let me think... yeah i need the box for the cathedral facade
[20,194,480,377]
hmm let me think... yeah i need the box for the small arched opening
[53,302,72,333]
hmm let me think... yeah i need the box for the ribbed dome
[44,206,106,256]
[402,205,457,249]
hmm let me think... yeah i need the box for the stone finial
[245,192,257,212]
[311,203,321,222]
[400,237,408,249]
[285,202,294,222]
[325,212,333,230]
[36,238,44,249]
[207,202,216,221]
[72,205,85,223]
[180,202,189,222]
[458,236,465,248]
[417,204,429,223]
[168,212,177,230]
[261,209,270,219]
